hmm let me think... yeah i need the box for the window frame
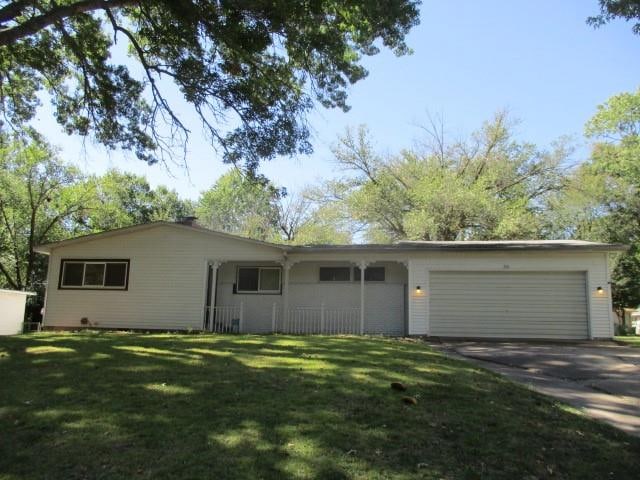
[58,259,130,291]
[235,266,282,295]
[318,266,352,282]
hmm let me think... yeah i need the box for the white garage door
[430,271,589,339]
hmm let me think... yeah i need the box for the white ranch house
[35,220,626,340]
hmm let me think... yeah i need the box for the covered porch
[202,255,409,335]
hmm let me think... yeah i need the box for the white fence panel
[277,305,360,335]
[205,304,243,333]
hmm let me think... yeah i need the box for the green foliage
[0,135,87,291]
[588,0,640,34]
[196,170,281,241]
[542,157,619,241]
[279,193,353,245]
[0,0,419,169]
[196,170,351,243]
[579,89,640,311]
[0,141,192,292]
[611,246,640,318]
[329,115,570,241]
[80,170,193,232]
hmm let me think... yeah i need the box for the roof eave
[288,243,629,253]
[34,221,287,254]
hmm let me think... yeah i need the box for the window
[84,263,105,286]
[319,267,351,282]
[236,267,281,294]
[259,268,280,291]
[354,266,386,282]
[59,260,129,290]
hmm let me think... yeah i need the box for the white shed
[0,289,35,335]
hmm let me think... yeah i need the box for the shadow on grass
[0,332,639,479]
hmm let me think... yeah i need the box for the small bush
[615,324,634,336]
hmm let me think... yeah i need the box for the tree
[196,170,352,243]
[196,170,281,241]
[78,169,193,232]
[0,0,420,170]
[588,0,640,34]
[327,115,571,242]
[541,164,611,241]
[582,88,640,318]
[277,189,352,244]
[0,135,88,291]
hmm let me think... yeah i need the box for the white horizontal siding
[408,260,428,335]
[43,225,284,330]
[407,251,614,339]
[588,253,613,338]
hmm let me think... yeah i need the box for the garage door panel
[430,271,588,339]
[431,300,587,308]
[431,307,588,315]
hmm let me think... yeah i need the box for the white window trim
[236,266,282,294]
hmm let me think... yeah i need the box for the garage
[429,271,589,339]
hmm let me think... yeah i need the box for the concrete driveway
[434,341,640,437]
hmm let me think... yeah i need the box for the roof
[288,239,628,253]
[34,221,628,254]
[34,221,286,254]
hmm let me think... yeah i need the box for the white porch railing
[275,304,360,335]
[204,303,243,333]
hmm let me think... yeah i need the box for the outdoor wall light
[596,286,604,294]
[415,286,421,293]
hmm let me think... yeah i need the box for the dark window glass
[319,267,351,282]
[354,267,386,282]
[62,263,84,286]
[366,267,385,281]
[238,267,259,291]
[259,268,280,291]
[105,263,127,287]
[83,263,105,286]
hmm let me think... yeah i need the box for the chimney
[176,216,198,227]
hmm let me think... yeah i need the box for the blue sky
[32,0,640,199]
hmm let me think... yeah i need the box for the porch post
[282,261,291,332]
[207,261,221,331]
[272,302,277,333]
[358,260,368,335]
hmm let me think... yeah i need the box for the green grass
[0,333,638,479]
[615,335,640,347]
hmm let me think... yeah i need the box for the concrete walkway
[430,340,640,437]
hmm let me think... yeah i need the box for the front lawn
[1,333,638,479]
[615,336,640,347]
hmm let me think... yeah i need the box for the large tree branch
[0,260,19,290]
[0,0,138,46]
[0,0,36,24]
[104,7,187,135]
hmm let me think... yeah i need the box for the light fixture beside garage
[596,286,605,295]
